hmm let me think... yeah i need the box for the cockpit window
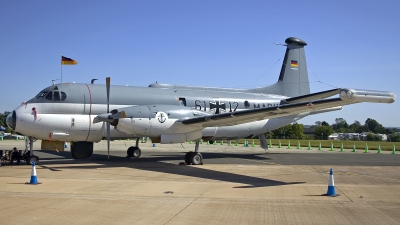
[45,92,52,100]
[36,92,48,98]
[40,91,67,101]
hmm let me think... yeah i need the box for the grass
[215,139,399,151]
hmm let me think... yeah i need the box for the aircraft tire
[127,147,134,157]
[189,152,203,165]
[184,152,192,164]
[133,147,141,158]
[127,147,141,158]
[71,142,93,159]
[26,155,39,165]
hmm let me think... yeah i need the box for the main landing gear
[126,138,142,158]
[184,140,203,165]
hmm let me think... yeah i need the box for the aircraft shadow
[36,151,304,188]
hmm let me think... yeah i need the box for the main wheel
[127,147,141,158]
[184,152,192,164]
[189,152,203,165]
[132,147,141,158]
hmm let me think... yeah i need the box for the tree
[321,121,330,126]
[365,118,386,134]
[291,123,305,139]
[314,125,334,140]
[332,118,350,133]
[271,123,305,139]
[390,134,400,142]
[0,111,10,128]
[349,120,364,133]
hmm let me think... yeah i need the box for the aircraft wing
[181,88,395,128]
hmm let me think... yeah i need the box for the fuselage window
[244,100,250,108]
[61,92,67,100]
[54,91,61,101]
[45,92,52,100]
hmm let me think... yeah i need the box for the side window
[244,100,250,108]
[61,92,67,101]
[179,98,186,106]
[54,91,61,101]
[45,92,52,100]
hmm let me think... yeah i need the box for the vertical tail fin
[248,37,310,97]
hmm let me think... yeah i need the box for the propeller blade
[106,77,110,114]
[107,123,110,159]
[106,77,111,159]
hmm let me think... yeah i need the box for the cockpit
[35,86,67,101]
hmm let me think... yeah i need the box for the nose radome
[6,110,16,131]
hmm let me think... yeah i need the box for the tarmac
[1,139,400,225]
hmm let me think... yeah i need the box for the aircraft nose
[6,110,16,130]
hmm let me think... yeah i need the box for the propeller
[106,77,110,159]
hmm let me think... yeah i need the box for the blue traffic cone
[27,162,39,185]
[326,168,337,196]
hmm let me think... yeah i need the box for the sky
[1,0,399,127]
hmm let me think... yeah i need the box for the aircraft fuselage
[9,83,303,143]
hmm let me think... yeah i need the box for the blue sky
[1,1,399,127]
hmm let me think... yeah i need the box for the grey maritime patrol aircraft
[6,37,396,165]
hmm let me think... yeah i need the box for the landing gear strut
[184,140,203,165]
[127,138,142,158]
[24,136,39,165]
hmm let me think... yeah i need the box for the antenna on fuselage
[52,79,60,86]
[91,79,98,84]
[273,43,287,46]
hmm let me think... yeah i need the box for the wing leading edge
[180,88,395,128]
